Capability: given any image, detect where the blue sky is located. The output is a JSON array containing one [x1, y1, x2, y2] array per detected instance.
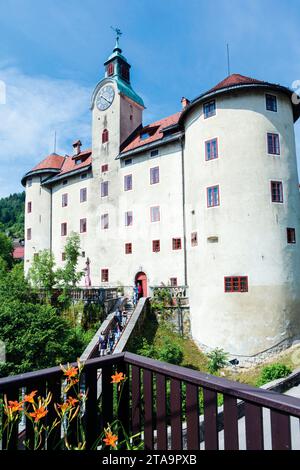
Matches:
[[0, 0, 300, 197]]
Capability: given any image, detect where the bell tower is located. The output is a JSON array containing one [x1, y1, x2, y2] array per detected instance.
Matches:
[[91, 31, 144, 174]]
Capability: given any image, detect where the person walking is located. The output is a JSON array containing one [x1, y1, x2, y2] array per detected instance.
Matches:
[[137, 282, 143, 300], [133, 284, 138, 306], [99, 331, 107, 356], [108, 330, 115, 355]]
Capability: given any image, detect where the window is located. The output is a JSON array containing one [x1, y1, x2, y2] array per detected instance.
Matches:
[[80, 218, 87, 233], [124, 174, 132, 191], [80, 188, 87, 203], [203, 100, 216, 119], [170, 278, 177, 287], [141, 131, 150, 140], [150, 206, 160, 222], [101, 181, 109, 197], [101, 269, 109, 283], [124, 158, 132, 166], [205, 138, 218, 161], [125, 211, 133, 226], [287, 228, 296, 244], [150, 167, 159, 184], [27, 228, 32, 240], [107, 63, 114, 76], [63, 179, 68, 186], [172, 238, 182, 250], [224, 276, 248, 293], [62, 193, 68, 207], [267, 133, 280, 155], [191, 232, 198, 247], [150, 149, 159, 158], [207, 185, 220, 207], [75, 159, 82, 165], [62, 252, 66, 261], [121, 63, 130, 81], [101, 213, 109, 230], [27, 178, 32, 187], [271, 181, 283, 203], [125, 243, 132, 254], [81, 251, 85, 257], [152, 240, 160, 252], [101, 164, 109, 173], [266, 94, 277, 112], [27, 201, 32, 213], [102, 129, 109, 144], [61, 223, 67, 237]]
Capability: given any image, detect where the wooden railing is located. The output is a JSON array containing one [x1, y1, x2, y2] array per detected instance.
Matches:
[[1, 352, 300, 450]]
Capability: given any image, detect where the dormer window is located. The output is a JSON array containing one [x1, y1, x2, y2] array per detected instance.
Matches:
[[140, 131, 151, 140], [107, 63, 114, 77], [121, 63, 130, 81], [102, 129, 109, 144]]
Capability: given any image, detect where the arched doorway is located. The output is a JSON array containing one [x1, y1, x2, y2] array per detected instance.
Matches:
[[135, 272, 147, 298]]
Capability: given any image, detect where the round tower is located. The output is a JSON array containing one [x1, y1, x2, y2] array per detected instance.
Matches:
[[181, 74, 300, 356], [21, 153, 65, 275]]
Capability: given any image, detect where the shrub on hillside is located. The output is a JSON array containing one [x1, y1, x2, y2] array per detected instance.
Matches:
[[207, 348, 229, 374], [157, 338, 183, 365], [256, 363, 292, 386]]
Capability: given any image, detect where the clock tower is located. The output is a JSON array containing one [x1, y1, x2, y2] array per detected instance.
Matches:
[[91, 36, 145, 175]]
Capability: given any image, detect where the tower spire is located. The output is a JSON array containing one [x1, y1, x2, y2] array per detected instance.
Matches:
[[111, 26, 122, 52]]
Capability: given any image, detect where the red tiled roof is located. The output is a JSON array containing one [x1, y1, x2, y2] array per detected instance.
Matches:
[[59, 149, 92, 175], [208, 74, 265, 93], [31, 153, 65, 172], [121, 112, 181, 153], [13, 246, 24, 259]]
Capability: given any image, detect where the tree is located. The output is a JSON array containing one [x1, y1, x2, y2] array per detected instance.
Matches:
[[56, 232, 84, 305], [0, 232, 13, 270], [0, 192, 25, 238], [28, 250, 57, 302], [0, 265, 85, 377], [207, 348, 229, 374]]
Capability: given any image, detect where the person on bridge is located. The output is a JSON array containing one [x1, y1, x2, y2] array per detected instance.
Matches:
[[98, 331, 107, 356], [108, 330, 115, 354]]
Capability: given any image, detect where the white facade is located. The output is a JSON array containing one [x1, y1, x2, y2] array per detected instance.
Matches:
[[22, 42, 300, 356]]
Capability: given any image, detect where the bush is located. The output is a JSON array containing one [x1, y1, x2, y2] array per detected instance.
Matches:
[[207, 348, 228, 374], [157, 339, 183, 365], [256, 363, 292, 386], [137, 338, 156, 358]]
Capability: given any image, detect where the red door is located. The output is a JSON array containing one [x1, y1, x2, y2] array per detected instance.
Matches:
[[135, 272, 147, 297]]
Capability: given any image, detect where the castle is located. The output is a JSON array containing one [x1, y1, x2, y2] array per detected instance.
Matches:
[[22, 38, 300, 357]]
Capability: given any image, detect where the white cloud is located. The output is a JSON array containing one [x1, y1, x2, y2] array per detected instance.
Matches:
[[0, 66, 92, 197]]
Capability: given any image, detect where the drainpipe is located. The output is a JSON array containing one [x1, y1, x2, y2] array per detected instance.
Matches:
[[180, 135, 188, 287], [50, 186, 53, 253]]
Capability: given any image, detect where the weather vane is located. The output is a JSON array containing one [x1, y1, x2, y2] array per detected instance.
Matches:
[[111, 26, 122, 41]]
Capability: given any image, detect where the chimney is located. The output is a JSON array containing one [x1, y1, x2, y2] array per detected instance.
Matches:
[[181, 97, 190, 109], [72, 140, 82, 155]]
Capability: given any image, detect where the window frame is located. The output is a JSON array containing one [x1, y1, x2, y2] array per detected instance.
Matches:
[[124, 174, 133, 191], [125, 211, 133, 227], [62, 193, 68, 207], [152, 239, 160, 252], [203, 100, 216, 119], [191, 232, 198, 247], [27, 228, 32, 241], [172, 238, 182, 250], [61, 222, 67, 237], [80, 187, 87, 203], [107, 63, 114, 77], [101, 181, 109, 198], [287, 227, 296, 244], [101, 269, 109, 283], [101, 213, 109, 230], [266, 94, 277, 112], [125, 242, 132, 254], [101, 164, 109, 173], [150, 205, 160, 223], [267, 133, 280, 155], [27, 201, 32, 213], [150, 166, 160, 185], [80, 218, 87, 233], [170, 277, 178, 287], [205, 138, 219, 161], [207, 185, 220, 208], [224, 276, 248, 293], [271, 181, 283, 203], [102, 128, 109, 144]]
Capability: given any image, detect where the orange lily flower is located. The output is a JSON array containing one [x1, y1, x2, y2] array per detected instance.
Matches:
[[7, 400, 23, 413], [64, 366, 78, 379], [103, 430, 118, 448], [111, 371, 126, 384], [29, 406, 48, 422], [67, 396, 79, 407], [24, 390, 38, 404]]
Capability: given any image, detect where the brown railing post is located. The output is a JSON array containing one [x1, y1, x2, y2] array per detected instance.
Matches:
[[186, 383, 200, 450], [143, 369, 154, 450], [156, 373, 168, 450], [101, 363, 114, 431], [271, 410, 291, 450], [245, 402, 264, 450], [117, 362, 130, 445], [223, 394, 239, 450], [46, 374, 62, 450], [170, 378, 182, 450], [131, 365, 141, 438], [2, 386, 19, 450], [25, 380, 47, 450], [203, 388, 219, 450]]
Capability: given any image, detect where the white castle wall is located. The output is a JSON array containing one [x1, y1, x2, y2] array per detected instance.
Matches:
[[184, 89, 300, 355]]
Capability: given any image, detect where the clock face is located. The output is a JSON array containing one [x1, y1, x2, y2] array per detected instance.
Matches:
[[96, 85, 115, 111]]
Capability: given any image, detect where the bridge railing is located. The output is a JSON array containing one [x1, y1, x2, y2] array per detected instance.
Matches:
[[1, 351, 300, 450]]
